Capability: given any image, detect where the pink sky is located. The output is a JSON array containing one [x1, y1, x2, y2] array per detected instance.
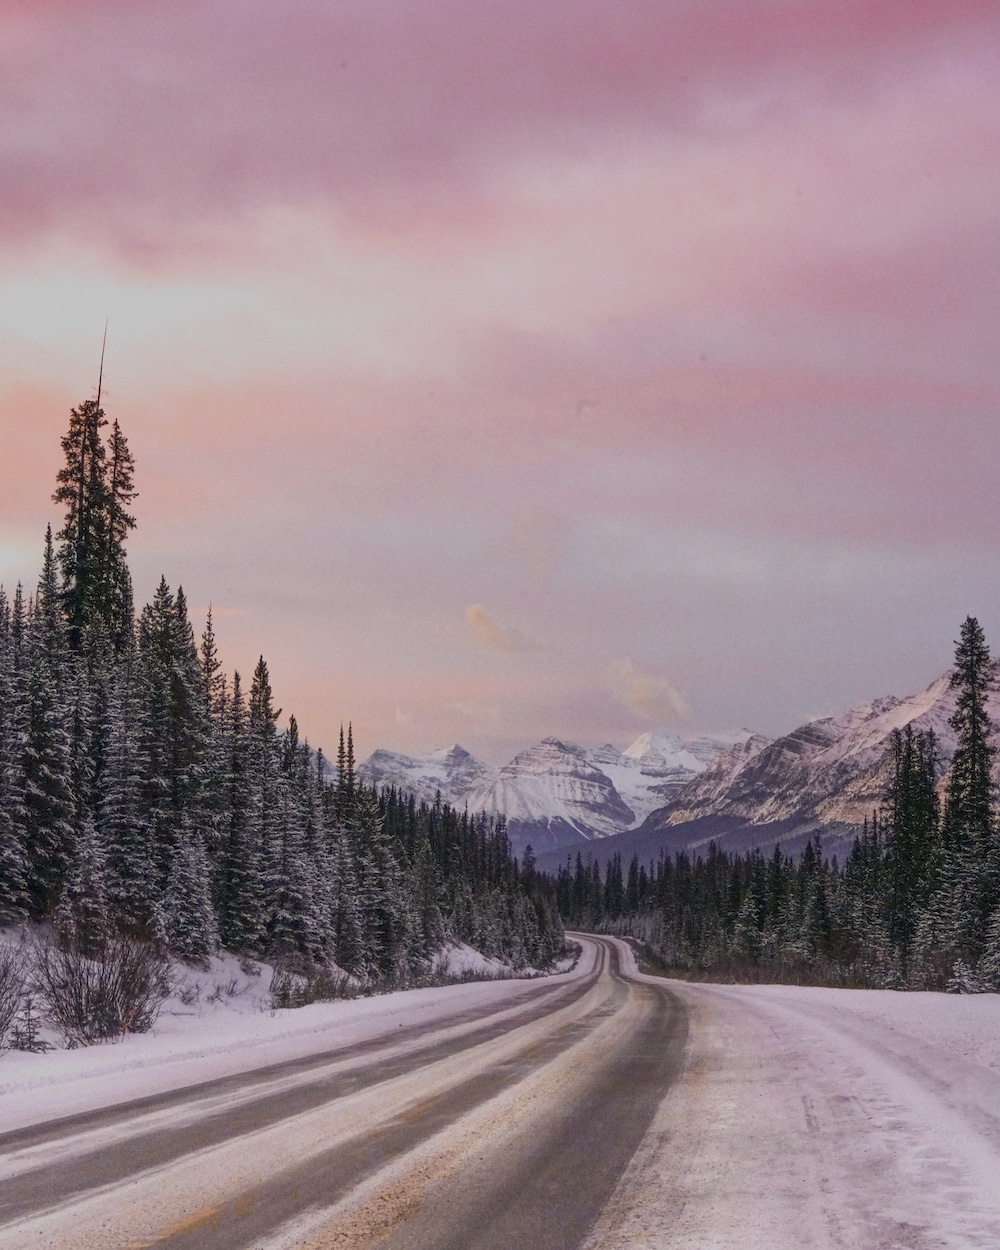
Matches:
[[1, 0, 998, 764]]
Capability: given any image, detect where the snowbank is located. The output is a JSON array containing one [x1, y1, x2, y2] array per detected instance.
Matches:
[[0, 938, 584, 1133]]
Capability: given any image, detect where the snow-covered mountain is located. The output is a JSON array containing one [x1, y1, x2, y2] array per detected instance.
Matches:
[[643, 667, 1000, 838], [359, 729, 753, 855], [363, 667, 1000, 866], [464, 738, 638, 849], [358, 745, 498, 809]]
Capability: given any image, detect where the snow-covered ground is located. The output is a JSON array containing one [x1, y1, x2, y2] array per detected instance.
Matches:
[[587, 942, 1000, 1249], [0, 942, 576, 1134], [5, 935, 1000, 1248]]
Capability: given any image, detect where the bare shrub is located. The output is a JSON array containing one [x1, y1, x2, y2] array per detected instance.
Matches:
[[206, 972, 244, 1004], [0, 940, 28, 1047], [35, 933, 173, 1046], [270, 961, 355, 1009], [176, 980, 202, 1007]]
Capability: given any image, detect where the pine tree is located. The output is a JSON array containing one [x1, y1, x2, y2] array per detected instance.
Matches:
[[932, 617, 999, 972], [101, 419, 137, 655], [53, 816, 110, 956], [163, 820, 219, 964], [0, 589, 28, 921], [885, 726, 940, 969], [99, 657, 160, 937], [52, 397, 137, 654], [53, 398, 108, 650], [943, 617, 996, 854], [218, 672, 264, 952], [21, 532, 75, 917], [329, 831, 365, 974], [136, 581, 209, 884]]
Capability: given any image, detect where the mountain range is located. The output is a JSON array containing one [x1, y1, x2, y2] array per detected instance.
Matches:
[[359, 666, 1000, 868], [359, 729, 751, 854]]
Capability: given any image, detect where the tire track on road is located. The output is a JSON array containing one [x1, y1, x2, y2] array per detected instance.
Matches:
[[0, 957, 603, 1229]]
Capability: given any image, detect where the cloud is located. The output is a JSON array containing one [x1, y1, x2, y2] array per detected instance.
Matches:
[[608, 657, 689, 723], [2, 1, 996, 255], [466, 604, 531, 655]]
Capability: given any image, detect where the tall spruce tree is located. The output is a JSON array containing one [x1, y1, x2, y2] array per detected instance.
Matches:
[[0, 589, 28, 920], [943, 617, 996, 855], [928, 617, 999, 972], [885, 726, 940, 968], [53, 398, 108, 650], [52, 392, 137, 656], [21, 530, 75, 916], [100, 419, 137, 654]]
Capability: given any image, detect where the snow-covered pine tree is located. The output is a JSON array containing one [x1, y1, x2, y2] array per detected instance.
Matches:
[[21, 530, 75, 918], [247, 657, 285, 954], [136, 581, 209, 889], [100, 419, 137, 656], [930, 617, 998, 974], [217, 671, 264, 953], [52, 397, 137, 656], [53, 398, 108, 652], [163, 818, 219, 965], [884, 726, 939, 971], [328, 830, 365, 975], [0, 589, 29, 921], [99, 656, 161, 938], [943, 617, 996, 855], [265, 736, 321, 961], [53, 815, 110, 956], [196, 608, 228, 860]]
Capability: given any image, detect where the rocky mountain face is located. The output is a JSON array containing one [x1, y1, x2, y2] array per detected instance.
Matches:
[[363, 665, 1000, 869], [632, 667, 1000, 862], [359, 729, 750, 856], [653, 673, 974, 828]]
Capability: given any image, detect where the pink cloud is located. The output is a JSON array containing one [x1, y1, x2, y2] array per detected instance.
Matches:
[[1, 1, 998, 253]]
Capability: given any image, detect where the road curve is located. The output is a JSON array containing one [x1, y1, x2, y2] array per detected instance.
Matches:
[[0, 936, 688, 1250]]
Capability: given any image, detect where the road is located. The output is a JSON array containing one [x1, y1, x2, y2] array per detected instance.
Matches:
[[4, 936, 1000, 1249], [0, 937, 687, 1250]]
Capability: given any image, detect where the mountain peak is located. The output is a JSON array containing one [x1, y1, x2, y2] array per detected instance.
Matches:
[[361, 728, 748, 855]]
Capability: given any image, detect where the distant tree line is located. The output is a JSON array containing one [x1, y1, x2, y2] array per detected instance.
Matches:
[[0, 395, 563, 980], [554, 617, 1000, 991]]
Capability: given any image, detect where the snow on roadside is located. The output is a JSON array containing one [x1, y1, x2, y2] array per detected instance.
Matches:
[[617, 938, 1000, 1072], [599, 938, 1000, 1250], [708, 979, 1000, 1072], [433, 942, 512, 978], [433, 941, 578, 979], [0, 936, 589, 1135]]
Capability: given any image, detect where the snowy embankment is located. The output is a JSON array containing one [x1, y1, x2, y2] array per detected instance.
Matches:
[[0, 940, 576, 1135], [585, 940, 1000, 1249]]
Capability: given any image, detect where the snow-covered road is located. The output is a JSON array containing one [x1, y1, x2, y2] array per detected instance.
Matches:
[[0, 938, 687, 1249], [587, 942, 1000, 1250], [3, 937, 1000, 1248]]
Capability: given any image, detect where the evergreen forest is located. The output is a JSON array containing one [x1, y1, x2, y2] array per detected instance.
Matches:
[[0, 397, 565, 988], [554, 617, 1000, 991]]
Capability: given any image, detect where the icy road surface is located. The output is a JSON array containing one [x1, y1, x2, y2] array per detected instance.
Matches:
[[2, 937, 1000, 1248]]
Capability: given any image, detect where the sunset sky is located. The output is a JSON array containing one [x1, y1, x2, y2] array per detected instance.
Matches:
[[1, 0, 998, 765]]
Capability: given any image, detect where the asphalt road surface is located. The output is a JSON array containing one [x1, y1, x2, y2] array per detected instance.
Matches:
[[0, 937, 688, 1250], [9, 936, 998, 1249]]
